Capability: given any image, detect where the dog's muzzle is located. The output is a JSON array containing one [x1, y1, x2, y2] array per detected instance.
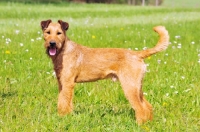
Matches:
[[48, 41, 57, 56]]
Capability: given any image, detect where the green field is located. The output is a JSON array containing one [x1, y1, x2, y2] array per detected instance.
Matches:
[[0, 1, 200, 131]]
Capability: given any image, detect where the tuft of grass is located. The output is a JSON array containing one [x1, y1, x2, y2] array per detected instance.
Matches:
[[0, 1, 200, 131]]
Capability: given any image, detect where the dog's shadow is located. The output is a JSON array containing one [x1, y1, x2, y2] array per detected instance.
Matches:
[[74, 103, 135, 118]]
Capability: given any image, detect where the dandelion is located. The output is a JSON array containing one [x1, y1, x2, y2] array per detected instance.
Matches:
[[120, 28, 124, 30], [5, 50, 11, 54], [142, 126, 150, 131], [92, 35, 95, 39], [163, 102, 168, 107], [147, 56, 151, 60]]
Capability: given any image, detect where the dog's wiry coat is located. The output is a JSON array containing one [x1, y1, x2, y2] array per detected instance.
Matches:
[[41, 19, 169, 124]]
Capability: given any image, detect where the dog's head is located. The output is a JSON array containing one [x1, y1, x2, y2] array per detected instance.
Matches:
[[41, 19, 69, 56]]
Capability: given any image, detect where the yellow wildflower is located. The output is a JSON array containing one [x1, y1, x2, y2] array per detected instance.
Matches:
[[92, 35, 96, 39], [163, 102, 168, 107], [5, 50, 11, 54]]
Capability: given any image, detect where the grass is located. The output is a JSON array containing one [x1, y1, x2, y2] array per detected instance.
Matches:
[[0, 1, 200, 131]]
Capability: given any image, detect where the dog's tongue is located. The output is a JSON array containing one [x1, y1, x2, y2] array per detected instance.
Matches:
[[49, 48, 56, 56]]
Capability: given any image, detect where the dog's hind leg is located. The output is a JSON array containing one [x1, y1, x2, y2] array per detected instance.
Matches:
[[118, 64, 153, 124]]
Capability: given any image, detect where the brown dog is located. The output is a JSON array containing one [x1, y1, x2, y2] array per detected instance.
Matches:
[[41, 19, 169, 124]]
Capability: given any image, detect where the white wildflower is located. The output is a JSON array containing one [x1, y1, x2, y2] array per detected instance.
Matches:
[[15, 30, 20, 34], [20, 43, 24, 47], [184, 89, 191, 93], [143, 92, 148, 95], [177, 43, 181, 49], [143, 47, 147, 50], [36, 37, 42, 40], [175, 35, 180, 39], [174, 91, 178, 94]]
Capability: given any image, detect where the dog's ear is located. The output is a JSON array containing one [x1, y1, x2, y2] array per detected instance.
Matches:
[[41, 19, 52, 30], [58, 20, 69, 31]]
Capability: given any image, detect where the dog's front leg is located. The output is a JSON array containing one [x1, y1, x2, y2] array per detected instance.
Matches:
[[57, 78, 75, 116]]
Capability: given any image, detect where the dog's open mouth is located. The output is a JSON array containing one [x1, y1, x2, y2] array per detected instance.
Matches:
[[48, 47, 57, 56]]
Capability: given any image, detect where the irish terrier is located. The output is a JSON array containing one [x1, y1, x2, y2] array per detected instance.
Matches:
[[41, 19, 169, 124]]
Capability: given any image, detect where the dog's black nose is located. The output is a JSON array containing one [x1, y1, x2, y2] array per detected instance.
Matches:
[[50, 41, 56, 47]]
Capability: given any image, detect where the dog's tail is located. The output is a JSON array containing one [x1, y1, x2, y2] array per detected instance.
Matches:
[[138, 26, 169, 59]]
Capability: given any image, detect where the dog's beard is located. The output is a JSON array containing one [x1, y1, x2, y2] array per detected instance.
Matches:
[[48, 47, 57, 56]]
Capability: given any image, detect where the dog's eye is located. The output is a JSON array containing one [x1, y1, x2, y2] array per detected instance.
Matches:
[[46, 31, 50, 34], [57, 32, 62, 35]]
